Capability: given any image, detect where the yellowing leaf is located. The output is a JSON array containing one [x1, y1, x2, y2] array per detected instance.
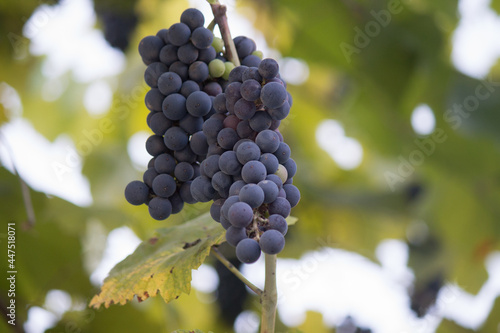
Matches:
[[172, 330, 214, 333], [89, 213, 225, 309]]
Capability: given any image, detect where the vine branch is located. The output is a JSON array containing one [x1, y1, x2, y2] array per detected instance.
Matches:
[[260, 254, 277, 333], [211, 247, 262, 296], [208, 0, 240, 66]]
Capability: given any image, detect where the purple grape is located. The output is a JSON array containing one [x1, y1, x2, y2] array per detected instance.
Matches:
[[236, 141, 261, 164], [226, 226, 248, 247], [260, 153, 279, 174], [168, 22, 191, 46], [148, 197, 172, 220], [152, 174, 177, 198], [240, 79, 261, 101], [221, 195, 240, 219], [236, 238, 261, 263], [268, 214, 288, 235], [191, 27, 213, 49], [268, 197, 291, 218], [124, 180, 149, 205], [219, 151, 242, 176], [186, 91, 212, 117], [241, 160, 267, 184], [228, 201, 253, 228], [217, 127, 239, 150], [255, 129, 280, 153], [157, 72, 182, 96], [210, 198, 224, 222], [258, 58, 279, 79], [239, 183, 265, 208], [180, 8, 205, 31], [258, 180, 279, 204], [164, 126, 189, 151], [259, 229, 285, 255], [283, 184, 300, 207], [260, 82, 287, 109]]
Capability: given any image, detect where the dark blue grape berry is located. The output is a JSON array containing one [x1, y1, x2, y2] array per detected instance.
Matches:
[[259, 230, 285, 255], [236, 238, 261, 263], [124, 180, 149, 205]]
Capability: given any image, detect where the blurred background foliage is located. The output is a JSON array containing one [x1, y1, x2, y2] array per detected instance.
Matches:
[[1, 0, 500, 332]]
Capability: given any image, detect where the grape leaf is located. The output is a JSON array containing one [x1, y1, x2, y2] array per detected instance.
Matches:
[[286, 215, 299, 226], [89, 212, 225, 309]]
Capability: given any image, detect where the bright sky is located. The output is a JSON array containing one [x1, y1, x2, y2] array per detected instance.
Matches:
[[1, 0, 499, 332], [452, 0, 500, 78]]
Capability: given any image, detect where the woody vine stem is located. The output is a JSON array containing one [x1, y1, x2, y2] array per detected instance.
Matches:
[[208, 1, 277, 332]]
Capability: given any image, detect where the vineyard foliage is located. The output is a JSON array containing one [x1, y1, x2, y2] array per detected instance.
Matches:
[[1, 0, 500, 332]]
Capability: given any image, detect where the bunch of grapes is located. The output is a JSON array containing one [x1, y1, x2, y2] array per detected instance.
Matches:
[[125, 7, 300, 263], [125, 8, 264, 220], [190, 58, 300, 263]]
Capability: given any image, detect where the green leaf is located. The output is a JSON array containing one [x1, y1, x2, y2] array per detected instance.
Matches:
[[491, 0, 500, 15], [286, 215, 299, 226], [172, 330, 214, 333], [89, 213, 225, 309]]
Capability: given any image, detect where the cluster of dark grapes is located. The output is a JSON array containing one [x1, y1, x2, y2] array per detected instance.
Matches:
[[125, 8, 263, 220], [191, 58, 300, 263], [125, 8, 215, 219], [125, 7, 300, 263]]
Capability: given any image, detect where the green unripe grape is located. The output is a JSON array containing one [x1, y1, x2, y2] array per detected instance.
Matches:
[[222, 61, 235, 80], [209, 59, 225, 78], [252, 50, 263, 59], [275, 164, 288, 184], [212, 37, 224, 53]]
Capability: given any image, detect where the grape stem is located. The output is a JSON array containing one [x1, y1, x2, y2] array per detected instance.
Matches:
[[208, 0, 241, 66], [211, 246, 262, 296], [252, 211, 263, 241], [207, 19, 216, 32], [260, 254, 278, 333]]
